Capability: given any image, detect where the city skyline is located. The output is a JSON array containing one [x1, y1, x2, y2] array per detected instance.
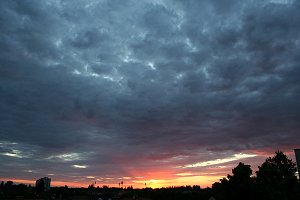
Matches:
[[1, 0, 300, 188]]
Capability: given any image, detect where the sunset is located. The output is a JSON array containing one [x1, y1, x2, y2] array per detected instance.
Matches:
[[1, 0, 300, 199]]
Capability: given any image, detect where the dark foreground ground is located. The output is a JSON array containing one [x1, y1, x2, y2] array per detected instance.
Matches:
[[1, 182, 300, 200]]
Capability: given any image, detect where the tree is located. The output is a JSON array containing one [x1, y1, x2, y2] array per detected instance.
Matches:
[[4, 181, 13, 187], [229, 162, 253, 181], [212, 162, 254, 200], [227, 162, 254, 200], [256, 151, 297, 200], [212, 179, 229, 200]]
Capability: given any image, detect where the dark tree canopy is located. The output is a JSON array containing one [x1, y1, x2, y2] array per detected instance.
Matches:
[[256, 151, 298, 200], [4, 181, 13, 187], [212, 151, 299, 200], [227, 162, 254, 200], [257, 151, 297, 180], [212, 162, 254, 200], [229, 162, 253, 181]]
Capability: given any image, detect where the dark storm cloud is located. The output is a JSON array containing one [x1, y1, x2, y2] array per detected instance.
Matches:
[[1, 0, 300, 185]]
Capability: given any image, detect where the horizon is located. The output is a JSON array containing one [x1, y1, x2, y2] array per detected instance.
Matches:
[[1, 0, 300, 190], [1, 150, 298, 189]]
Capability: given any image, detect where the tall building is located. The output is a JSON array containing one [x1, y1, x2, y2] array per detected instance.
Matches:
[[294, 149, 300, 179], [35, 177, 51, 191]]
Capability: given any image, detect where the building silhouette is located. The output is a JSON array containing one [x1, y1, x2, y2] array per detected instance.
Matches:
[[295, 149, 300, 179], [35, 177, 51, 191]]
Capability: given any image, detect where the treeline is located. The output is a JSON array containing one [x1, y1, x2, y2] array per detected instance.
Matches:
[[211, 151, 299, 200], [0, 151, 299, 200], [142, 151, 300, 200], [0, 181, 35, 199]]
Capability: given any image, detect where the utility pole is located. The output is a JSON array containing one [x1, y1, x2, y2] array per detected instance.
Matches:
[[294, 149, 300, 179]]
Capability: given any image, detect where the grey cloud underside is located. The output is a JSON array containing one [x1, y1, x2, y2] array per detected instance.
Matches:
[[1, 0, 300, 180]]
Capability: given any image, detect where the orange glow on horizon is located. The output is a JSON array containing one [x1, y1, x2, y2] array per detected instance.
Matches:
[[1, 174, 224, 189], [3, 150, 287, 189]]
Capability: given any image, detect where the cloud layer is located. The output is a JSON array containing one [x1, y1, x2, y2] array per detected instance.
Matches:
[[1, 0, 300, 187]]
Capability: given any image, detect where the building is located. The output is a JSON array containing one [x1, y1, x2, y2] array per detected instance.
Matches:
[[295, 149, 300, 179], [35, 177, 51, 191]]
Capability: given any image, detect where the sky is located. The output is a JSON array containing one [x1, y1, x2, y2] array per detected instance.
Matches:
[[0, 0, 300, 188]]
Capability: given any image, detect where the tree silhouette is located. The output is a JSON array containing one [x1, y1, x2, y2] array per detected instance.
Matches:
[[256, 151, 298, 200], [4, 181, 13, 187], [212, 178, 229, 200], [212, 162, 254, 200], [227, 162, 254, 200]]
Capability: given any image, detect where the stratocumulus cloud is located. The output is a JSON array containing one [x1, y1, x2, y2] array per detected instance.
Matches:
[[0, 0, 299, 188]]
